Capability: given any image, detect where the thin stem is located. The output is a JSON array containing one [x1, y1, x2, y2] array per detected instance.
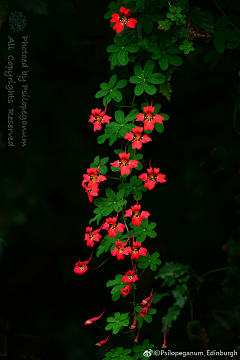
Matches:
[[89, 256, 112, 270], [93, 323, 105, 331], [212, 0, 240, 31], [144, 92, 149, 105], [200, 266, 230, 279], [186, 271, 201, 282], [131, 94, 136, 108], [188, 291, 194, 321], [106, 176, 122, 180]]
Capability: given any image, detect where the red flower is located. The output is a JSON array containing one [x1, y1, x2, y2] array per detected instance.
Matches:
[[162, 331, 167, 349], [130, 312, 138, 330], [110, 6, 137, 34], [134, 329, 140, 343], [111, 240, 132, 260], [96, 333, 110, 347], [124, 126, 152, 150], [102, 214, 125, 237], [124, 204, 150, 226], [110, 152, 139, 175], [131, 240, 147, 260], [140, 295, 153, 317], [136, 105, 164, 131], [82, 181, 99, 202], [74, 252, 93, 275], [84, 227, 102, 247], [82, 167, 107, 186], [141, 288, 153, 306], [122, 269, 138, 284], [121, 284, 132, 296], [139, 167, 166, 190], [89, 105, 111, 132], [84, 309, 105, 325]]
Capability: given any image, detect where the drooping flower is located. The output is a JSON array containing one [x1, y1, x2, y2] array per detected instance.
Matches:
[[139, 167, 166, 190], [140, 295, 153, 317], [84, 309, 105, 325], [82, 181, 99, 202], [88, 104, 111, 131], [84, 227, 102, 247], [162, 331, 167, 349], [134, 329, 140, 343], [121, 284, 132, 296], [82, 166, 107, 186], [136, 105, 164, 131], [110, 152, 138, 176], [111, 239, 132, 260], [130, 312, 138, 330], [74, 252, 93, 275], [96, 333, 110, 347], [141, 288, 153, 306], [131, 240, 147, 260], [110, 6, 137, 34], [122, 269, 138, 284], [124, 126, 152, 150], [102, 212, 125, 237], [124, 203, 150, 226]]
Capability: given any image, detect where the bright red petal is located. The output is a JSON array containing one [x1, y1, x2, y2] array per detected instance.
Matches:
[[126, 18, 137, 28], [93, 122, 102, 131], [157, 173, 166, 183], [138, 173, 148, 181], [124, 132, 134, 141], [110, 160, 120, 168], [142, 134, 152, 143]]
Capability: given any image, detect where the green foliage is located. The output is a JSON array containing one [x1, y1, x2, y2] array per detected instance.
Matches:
[[103, 347, 133, 360], [137, 252, 161, 271], [179, 40, 195, 54], [129, 60, 165, 96], [105, 312, 130, 334], [132, 339, 154, 360], [107, 35, 139, 69], [118, 175, 148, 201], [97, 109, 138, 146], [95, 75, 127, 106], [90, 156, 109, 175], [106, 274, 126, 301], [129, 218, 157, 242], [0, 237, 7, 247]]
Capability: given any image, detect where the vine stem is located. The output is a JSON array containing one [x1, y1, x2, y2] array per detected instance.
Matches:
[[200, 266, 230, 279], [212, 0, 240, 31], [187, 291, 194, 321], [93, 323, 105, 331], [88, 256, 112, 270]]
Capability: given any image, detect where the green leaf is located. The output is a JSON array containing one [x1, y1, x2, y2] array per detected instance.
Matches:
[[109, 74, 117, 88], [143, 16, 153, 33], [155, 122, 164, 133], [118, 49, 129, 66], [115, 110, 125, 123], [111, 89, 122, 102], [144, 82, 156, 95], [213, 31, 225, 53], [108, 1, 119, 9], [97, 133, 110, 144], [135, 83, 145, 96], [95, 89, 109, 98], [116, 189, 125, 201], [144, 60, 155, 76], [162, 304, 181, 332], [215, 15, 231, 27], [218, 27, 238, 41], [172, 284, 188, 308], [103, 93, 112, 106], [155, 262, 190, 280], [129, 76, 143, 84], [134, 65, 144, 77], [115, 79, 127, 89], [159, 53, 169, 70], [147, 73, 165, 84], [106, 44, 120, 52], [159, 81, 172, 102], [106, 188, 116, 200], [167, 54, 183, 66], [100, 82, 110, 90], [109, 133, 118, 146], [125, 43, 139, 52]]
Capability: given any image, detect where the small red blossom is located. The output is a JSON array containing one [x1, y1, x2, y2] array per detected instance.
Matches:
[[110, 152, 138, 176], [89, 104, 111, 131], [131, 240, 147, 260], [124, 126, 152, 150], [111, 239, 132, 260], [102, 214, 125, 237], [141, 288, 153, 306], [140, 295, 153, 317], [83, 181, 99, 202], [139, 166, 166, 190], [134, 329, 140, 343], [122, 269, 138, 284], [84, 309, 105, 325], [82, 167, 107, 185], [130, 312, 138, 330], [124, 203, 150, 226], [96, 333, 110, 347], [74, 252, 93, 275], [84, 227, 102, 247], [121, 284, 132, 296], [110, 6, 137, 34], [136, 105, 164, 131], [162, 331, 167, 348]]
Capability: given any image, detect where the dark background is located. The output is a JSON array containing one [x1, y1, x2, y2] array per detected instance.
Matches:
[[0, 0, 240, 359]]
